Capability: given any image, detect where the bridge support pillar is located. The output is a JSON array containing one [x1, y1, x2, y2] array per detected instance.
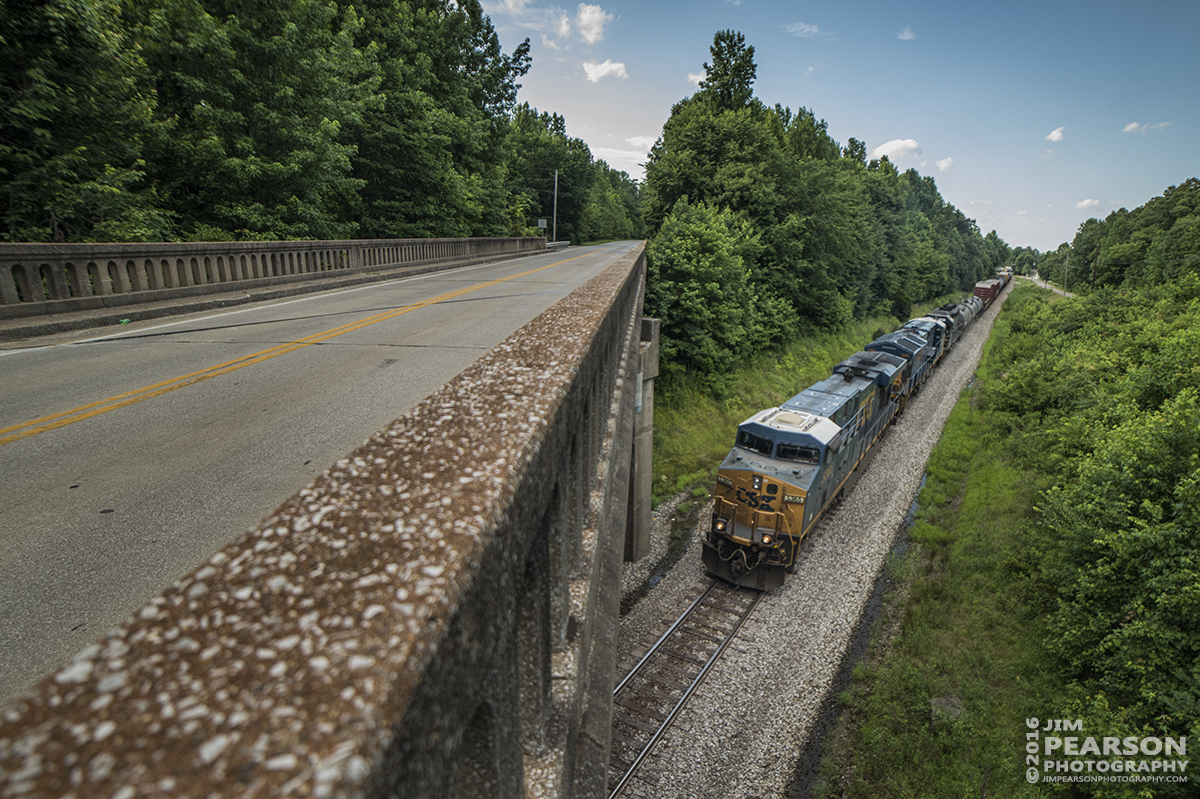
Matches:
[[626, 317, 659, 562]]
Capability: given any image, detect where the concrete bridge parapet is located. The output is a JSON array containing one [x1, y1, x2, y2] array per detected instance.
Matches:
[[0, 236, 546, 320], [0, 243, 654, 798]]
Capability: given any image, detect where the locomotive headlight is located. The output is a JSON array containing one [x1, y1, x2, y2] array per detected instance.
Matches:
[[753, 475, 763, 491], [762, 534, 772, 545], [714, 518, 728, 533]]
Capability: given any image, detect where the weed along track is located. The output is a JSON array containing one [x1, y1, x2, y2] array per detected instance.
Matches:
[[608, 579, 763, 797]]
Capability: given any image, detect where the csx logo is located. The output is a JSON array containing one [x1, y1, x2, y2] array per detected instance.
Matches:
[[736, 486, 777, 511]]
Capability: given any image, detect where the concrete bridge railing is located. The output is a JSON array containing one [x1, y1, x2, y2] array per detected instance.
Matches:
[[0, 243, 656, 798], [0, 236, 545, 318]]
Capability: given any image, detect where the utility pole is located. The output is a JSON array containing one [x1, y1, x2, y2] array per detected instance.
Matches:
[[1064, 252, 1069, 292], [552, 169, 558, 243]]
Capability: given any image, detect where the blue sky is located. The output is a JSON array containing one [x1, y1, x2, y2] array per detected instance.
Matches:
[[482, 0, 1199, 251]]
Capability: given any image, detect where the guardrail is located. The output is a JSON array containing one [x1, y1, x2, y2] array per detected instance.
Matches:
[[0, 236, 546, 318], [0, 243, 650, 799]]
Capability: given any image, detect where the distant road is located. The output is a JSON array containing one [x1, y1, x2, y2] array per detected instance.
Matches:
[[1025, 274, 1075, 297], [0, 241, 641, 702]]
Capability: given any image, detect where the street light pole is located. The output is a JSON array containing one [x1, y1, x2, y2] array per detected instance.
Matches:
[[553, 169, 558, 242]]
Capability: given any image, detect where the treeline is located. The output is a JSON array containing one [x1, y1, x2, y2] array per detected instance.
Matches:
[[1, 0, 641, 243], [1037, 177, 1200, 292], [981, 279, 1199, 790], [642, 31, 1011, 393]]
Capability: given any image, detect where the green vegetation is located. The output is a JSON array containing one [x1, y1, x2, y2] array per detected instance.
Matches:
[[818, 278, 1199, 798], [817, 359, 1057, 798], [1038, 178, 1200, 293], [1, 0, 641, 243], [643, 30, 1012, 396]]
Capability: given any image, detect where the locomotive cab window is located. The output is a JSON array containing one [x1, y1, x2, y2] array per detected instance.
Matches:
[[737, 430, 773, 457], [777, 444, 820, 464]]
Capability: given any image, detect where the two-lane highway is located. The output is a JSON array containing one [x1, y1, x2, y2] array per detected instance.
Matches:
[[0, 241, 641, 702]]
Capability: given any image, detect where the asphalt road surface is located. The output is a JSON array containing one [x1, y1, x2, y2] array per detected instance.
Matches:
[[0, 241, 641, 702]]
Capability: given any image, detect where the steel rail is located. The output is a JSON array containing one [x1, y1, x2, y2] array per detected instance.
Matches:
[[608, 584, 764, 798], [613, 578, 719, 696]]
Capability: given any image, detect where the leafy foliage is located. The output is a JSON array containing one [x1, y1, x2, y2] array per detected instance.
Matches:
[[646, 198, 785, 392], [1, 0, 639, 242], [1, 0, 170, 241], [503, 103, 641, 244], [1038, 177, 1200, 292], [979, 278, 1200, 775], [643, 30, 1007, 393]]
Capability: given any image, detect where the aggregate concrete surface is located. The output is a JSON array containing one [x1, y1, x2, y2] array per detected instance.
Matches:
[[616, 283, 1012, 799]]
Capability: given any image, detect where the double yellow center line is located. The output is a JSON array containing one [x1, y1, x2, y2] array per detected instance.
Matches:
[[0, 251, 593, 446]]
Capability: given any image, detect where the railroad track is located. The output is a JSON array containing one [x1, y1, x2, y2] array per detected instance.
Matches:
[[608, 578, 764, 797]]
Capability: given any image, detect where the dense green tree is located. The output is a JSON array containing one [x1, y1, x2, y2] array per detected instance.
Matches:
[[1012, 247, 1038, 275], [699, 29, 756, 112], [1041, 177, 1200, 292], [1, 0, 170, 241], [350, 0, 530, 238], [646, 198, 786, 391], [126, 0, 382, 240], [642, 29, 998, 389], [3, 0, 547, 243], [979, 274, 1200, 758], [580, 163, 641, 242], [505, 104, 594, 243]]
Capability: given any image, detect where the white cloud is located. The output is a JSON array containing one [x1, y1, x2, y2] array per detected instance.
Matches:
[[1076, 198, 1100, 209], [626, 135, 657, 150], [1046, 126, 1065, 142], [969, 200, 992, 206], [898, 26, 915, 40], [936, 157, 954, 172], [1123, 121, 1170, 134], [487, 0, 532, 13], [583, 59, 627, 82], [873, 138, 923, 160], [785, 22, 820, 38], [486, 2, 576, 48], [593, 147, 647, 176], [687, 70, 706, 85], [576, 4, 612, 44]]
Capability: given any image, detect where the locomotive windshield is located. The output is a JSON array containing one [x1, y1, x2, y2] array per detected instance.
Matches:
[[736, 429, 773, 456], [776, 444, 820, 464]]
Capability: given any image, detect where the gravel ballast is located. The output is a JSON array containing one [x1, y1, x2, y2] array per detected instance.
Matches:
[[616, 285, 1011, 798]]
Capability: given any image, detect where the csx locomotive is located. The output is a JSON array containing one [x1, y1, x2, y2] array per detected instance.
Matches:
[[703, 273, 1010, 589]]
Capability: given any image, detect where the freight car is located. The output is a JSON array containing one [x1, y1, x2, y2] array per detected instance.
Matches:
[[702, 293, 992, 589]]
